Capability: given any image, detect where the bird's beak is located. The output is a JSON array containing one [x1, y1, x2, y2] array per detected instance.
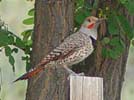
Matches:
[[96, 18, 106, 24]]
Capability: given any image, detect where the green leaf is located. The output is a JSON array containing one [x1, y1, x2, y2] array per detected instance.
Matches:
[[120, 0, 129, 4], [0, 30, 16, 46], [28, 8, 34, 16], [109, 37, 125, 58], [74, 0, 91, 28], [75, 0, 84, 8], [24, 47, 31, 54], [15, 38, 25, 48], [25, 40, 32, 46], [26, 62, 31, 71], [109, 49, 119, 59], [22, 56, 29, 60], [120, 0, 134, 14], [102, 37, 110, 44], [102, 37, 125, 59], [108, 21, 119, 35], [108, 14, 119, 35], [22, 55, 31, 71], [8, 35, 14, 44], [5, 46, 12, 56], [12, 48, 18, 53], [0, 30, 10, 46], [23, 17, 34, 25], [4, 46, 15, 71], [109, 37, 120, 46], [132, 39, 134, 46], [21, 29, 33, 41], [102, 48, 109, 58], [75, 8, 90, 26], [9, 55, 15, 72], [75, 11, 86, 25], [116, 14, 133, 39], [109, 37, 125, 49]]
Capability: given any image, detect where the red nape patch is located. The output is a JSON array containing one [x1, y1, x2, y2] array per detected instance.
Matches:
[[87, 23, 94, 29]]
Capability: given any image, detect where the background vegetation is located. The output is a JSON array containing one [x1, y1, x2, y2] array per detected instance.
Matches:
[[0, 0, 134, 100]]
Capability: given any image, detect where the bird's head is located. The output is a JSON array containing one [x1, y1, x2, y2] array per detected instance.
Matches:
[[81, 16, 105, 40], [83, 16, 105, 29]]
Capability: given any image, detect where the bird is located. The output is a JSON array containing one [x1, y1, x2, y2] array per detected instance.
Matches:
[[14, 16, 105, 82]]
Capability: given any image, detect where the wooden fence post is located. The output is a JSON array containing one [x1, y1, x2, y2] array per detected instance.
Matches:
[[70, 76, 103, 100]]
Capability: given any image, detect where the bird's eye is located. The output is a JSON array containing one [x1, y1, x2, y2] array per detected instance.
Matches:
[[87, 19, 91, 22]]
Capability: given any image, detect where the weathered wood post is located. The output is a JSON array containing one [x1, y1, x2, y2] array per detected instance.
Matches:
[[70, 76, 103, 100]]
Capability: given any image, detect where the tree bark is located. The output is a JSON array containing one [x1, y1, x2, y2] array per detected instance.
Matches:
[[73, 0, 133, 100], [26, 0, 74, 100], [25, 0, 134, 100]]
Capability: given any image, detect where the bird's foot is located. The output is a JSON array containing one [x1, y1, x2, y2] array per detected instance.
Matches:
[[67, 72, 85, 80], [77, 72, 85, 76], [62, 64, 85, 80]]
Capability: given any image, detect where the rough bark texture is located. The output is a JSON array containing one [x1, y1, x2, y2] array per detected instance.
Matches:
[[26, 0, 74, 100], [25, 0, 134, 100], [73, 0, 133, 100]]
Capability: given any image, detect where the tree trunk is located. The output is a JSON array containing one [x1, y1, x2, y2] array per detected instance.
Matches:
[[25, 0, 134, 100], [26, 0, 74, 100], [73, 0, 133, 100]]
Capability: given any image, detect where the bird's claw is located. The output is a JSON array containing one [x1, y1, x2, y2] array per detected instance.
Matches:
[[77, 72, 85, 76], [67, 72, 85, 80]]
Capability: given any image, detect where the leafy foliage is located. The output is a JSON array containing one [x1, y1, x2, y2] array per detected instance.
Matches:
[[28, 8, 34, 16], [132, 39, 134, 46], [0, 0, 134, 72], [102, 37, 125, 59], [74, 0, 134, 59], [23, 8, 34, 26], [74, 0, 92, 28], [120, 0, 134, 14], [0, 8, 34, 71], [107, 14, 120, 35], [23, 17, 34, 25], [115, 14, 133, 39], [21, 8, 34, 70], [0, 29, 21, 71]]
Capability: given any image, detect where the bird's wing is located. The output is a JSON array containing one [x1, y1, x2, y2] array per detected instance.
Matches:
[[38, 33, 81, 66], [14, 34, 80, 82], [38, 43, 78, 66]]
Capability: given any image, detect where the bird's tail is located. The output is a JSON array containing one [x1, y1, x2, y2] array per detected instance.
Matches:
[[13, 67, 44, 82]]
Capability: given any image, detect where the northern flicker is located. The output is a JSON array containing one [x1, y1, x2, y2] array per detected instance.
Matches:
[[14, 16, 105, 82]]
